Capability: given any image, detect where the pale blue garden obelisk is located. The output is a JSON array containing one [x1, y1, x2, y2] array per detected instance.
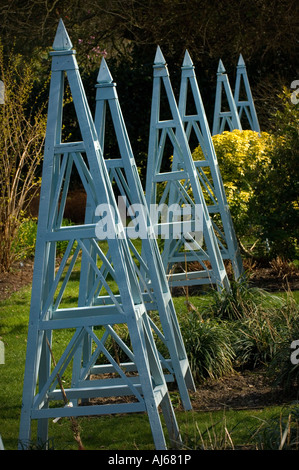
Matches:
[[177, 50, 244, 281], [234, 54, 260, 133], [70, 56, 195, 412], [18, 20, 182, 451], [212, 59, 242, 135], [145, 46, 230, 291]]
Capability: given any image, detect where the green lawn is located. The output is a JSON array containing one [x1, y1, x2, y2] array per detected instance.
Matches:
[[0, 273, 298, 450]]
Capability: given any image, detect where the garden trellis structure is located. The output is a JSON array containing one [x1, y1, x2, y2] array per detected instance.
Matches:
[[18, 20, 184, 450], [212, 56, 260, 135], [145, 47, 230, 291], [234, 54, 260, 133], [177, 50, 244, 282], [212, 59, 242, 135], [71, 56, 195, 411]]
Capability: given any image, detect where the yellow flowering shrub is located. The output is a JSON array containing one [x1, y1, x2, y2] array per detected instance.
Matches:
[[192, 129, 276, 236]]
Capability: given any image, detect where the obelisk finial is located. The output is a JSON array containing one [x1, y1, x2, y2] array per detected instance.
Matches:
[[52, 19, 73, 51], [97, 58, 113, 84]]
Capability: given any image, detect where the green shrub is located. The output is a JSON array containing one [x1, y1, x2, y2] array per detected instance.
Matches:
[[192, 106, 299, 259], [201, 279, 285, 321], [220, 287, 287, 369], [267, 293, 299, 393], [192, 129, 275, 241], [12, 217, 76, 262], [252, 88, 299, 259], [12, 217, 38, 260], [180, 312, 235, 382], [233, 290, 298, 373], [232, 311, 280, 370], [190, 282, 299, 377]]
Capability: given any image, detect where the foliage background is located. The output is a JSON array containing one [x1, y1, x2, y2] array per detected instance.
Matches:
[[0, 0, 297, 155], [0, 0, 298, 268], [0, 1, 298, 450]]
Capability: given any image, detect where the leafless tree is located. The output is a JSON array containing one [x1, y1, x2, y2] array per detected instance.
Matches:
[[0, 42, 48, 271]]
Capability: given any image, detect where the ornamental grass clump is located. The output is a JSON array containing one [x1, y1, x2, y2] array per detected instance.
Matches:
[[180, 311, 235, 383], [180, 280, 299, 385]]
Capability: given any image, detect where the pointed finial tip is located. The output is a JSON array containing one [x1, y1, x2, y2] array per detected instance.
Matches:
[[182, 50, 194, 68], [52, 18, 73, 51], [154, 46, 166, 65], [217, 59, 226, 74], [237, 53, 246, 67], [97, 57, 113, 83]]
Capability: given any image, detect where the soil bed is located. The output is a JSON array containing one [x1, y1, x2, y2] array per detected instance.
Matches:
[[0, 260, 34, 300], [186, 370, 298, 412]]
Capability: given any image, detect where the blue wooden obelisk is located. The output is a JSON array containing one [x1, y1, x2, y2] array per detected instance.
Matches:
[[18, 20, 181, 451], [145, 47, 230, 291], [234, 54, 260, 133], [177, 51, 244, 281], [212, 59, 242, 135], [71, 57, 195, 411]]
